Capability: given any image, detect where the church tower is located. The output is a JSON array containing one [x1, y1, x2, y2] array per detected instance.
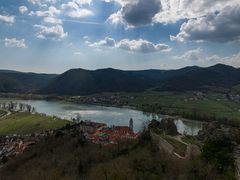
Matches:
[[129, 118, 133, 131]]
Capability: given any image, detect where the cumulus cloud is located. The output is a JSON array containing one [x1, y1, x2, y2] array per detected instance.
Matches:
[[117, 39, 170, 53], [107, 0, 240, 31], [173, 48, 203, 61], [74, 0, 92, 5], [34, 24, 68, 40], [89, 37, 170, 53], [28, 0, 56, 6], [89, 37, 116, 48], [173, 48, 240, 68], [29, 6, 60, 17], [73, 51, 83, 55], [61, 1, 94, 18], [43, 17, 62, 25], [218, 52, 240, 67], [153, 0, 239, 24], [108, 0, 161, 27], [121, 0, 161, 26], [19, 6, 28, 14], [3, 38, 27, 48], [0, 15, 15, 24], [171, 5, 240, 42]]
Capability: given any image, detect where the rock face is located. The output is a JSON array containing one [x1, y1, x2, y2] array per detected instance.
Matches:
[[148, 118, 178, 136]]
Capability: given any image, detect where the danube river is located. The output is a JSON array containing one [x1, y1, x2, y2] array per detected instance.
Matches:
[[0, 99, 203, 135]]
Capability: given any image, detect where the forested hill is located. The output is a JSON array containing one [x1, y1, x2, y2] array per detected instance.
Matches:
[[1, 64, 240, 95], [0, 70, 57, 93], [40, 64, 240, 95]]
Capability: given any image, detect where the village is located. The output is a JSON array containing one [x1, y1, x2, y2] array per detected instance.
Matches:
[[0, 132, 49, 166], [0, 117, 138, 166]]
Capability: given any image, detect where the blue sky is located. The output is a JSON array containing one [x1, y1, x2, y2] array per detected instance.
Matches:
[[0, 0, 239, 73]]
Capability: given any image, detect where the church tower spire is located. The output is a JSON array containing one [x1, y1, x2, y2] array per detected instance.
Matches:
[[129, 118, 133, 131]]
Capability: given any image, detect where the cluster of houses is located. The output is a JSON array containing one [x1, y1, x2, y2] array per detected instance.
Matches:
[[227, 93, 240, 103], [0, 132, 48, 165], [78, 118, 138, 145], [68, 94, 127, 107], [0, 118, 138, 166], [184, 92, 207, 102], [0, 102, 36, 113]]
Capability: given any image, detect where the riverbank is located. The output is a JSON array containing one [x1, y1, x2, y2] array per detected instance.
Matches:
[[0, 91, 240, 127], [64, 91, 240, 127]]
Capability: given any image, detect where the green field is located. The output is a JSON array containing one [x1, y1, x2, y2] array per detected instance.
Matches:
[[160, 134, 187, 156], [101, 91, 240, 123], [0, 112, 69, 135], [0, 109, 7, 117]]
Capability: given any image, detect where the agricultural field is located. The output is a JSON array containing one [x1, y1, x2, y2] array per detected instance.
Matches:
[[0, 112, 69, 135], [114, 91, 240, 122], [0, 110, 7, 118]]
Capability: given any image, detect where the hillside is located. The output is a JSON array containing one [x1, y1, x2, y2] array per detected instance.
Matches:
[[0, 71, 57, 93], [155, 64, 240, 92], [41, 64, 240, 95], [0, 112, 69, 135], [40, 68, 154, 95], [0, 64, 240, 95], [1, 122, 238, 180]]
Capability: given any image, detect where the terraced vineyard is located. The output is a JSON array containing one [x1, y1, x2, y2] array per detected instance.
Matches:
[[0, 112, 69, 135]]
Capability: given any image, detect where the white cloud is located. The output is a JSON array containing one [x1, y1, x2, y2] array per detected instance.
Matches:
[[61, 1, 94, 18], [89, 37, 170, 53], [107, 0, 161, 27], [173, 48, 203, 61], [34, 24, 68, 40], [117, 39, 170, 53], [28, 0, 56, 6], [154, 0, 240, 24], [43, 17, 62, 25], [216, 52, 240, 67], [19, 6, 28, 14], [3, 38, 27, 48], [89, 37, 116, 48], [173, 49, 240, 68], [74, 0, 92, 5], [171, 5, 240, 43], [107, 0, 240, 30], [29, 6, 60, 17], [74, 51, 83, 55], [0, 15, 15, 24]]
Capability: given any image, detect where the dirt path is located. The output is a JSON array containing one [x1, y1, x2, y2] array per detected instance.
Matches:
[[150, 132, 186, 159], [171, 135, 188, 146], [0, 109, 11, 119], [151, 132, 174, 154]]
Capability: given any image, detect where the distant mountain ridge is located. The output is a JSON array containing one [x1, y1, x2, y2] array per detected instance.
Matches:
[[0, 71, 57, 93], [0, 64, 240, 95]]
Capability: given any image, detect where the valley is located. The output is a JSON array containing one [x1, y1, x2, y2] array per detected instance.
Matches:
[[0, 64, 239, 179]]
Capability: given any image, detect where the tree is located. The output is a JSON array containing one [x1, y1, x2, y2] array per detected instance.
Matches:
[[76, 113, 82, 123], [202, 136, 234, 172]]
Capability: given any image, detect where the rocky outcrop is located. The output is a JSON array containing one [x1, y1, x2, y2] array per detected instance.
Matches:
[[148, 118, 178, 136]]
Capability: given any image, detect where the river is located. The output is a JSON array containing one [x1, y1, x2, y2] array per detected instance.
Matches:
[[0, 99, 203, 135]]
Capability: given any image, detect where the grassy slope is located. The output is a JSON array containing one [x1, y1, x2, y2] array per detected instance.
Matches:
[[163, 136, 187, 157], [1, 133, 229, 180], [0, 109, 7, 117], [0, 112, 69, 135], [118, 91, 240, 121]]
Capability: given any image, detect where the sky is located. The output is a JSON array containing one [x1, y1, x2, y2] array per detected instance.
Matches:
[[0, 0, 240, 73]]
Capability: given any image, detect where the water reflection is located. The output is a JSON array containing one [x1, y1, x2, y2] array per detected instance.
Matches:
[[0, 99, 203, 135]]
